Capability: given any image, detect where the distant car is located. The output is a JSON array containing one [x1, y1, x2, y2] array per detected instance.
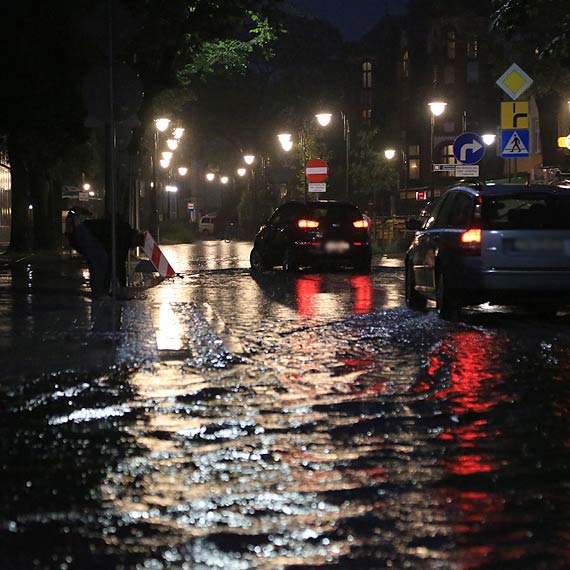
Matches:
[[250, 200, 372, 272], [404, 182, 570, 319], [199, 214, 217, 236]]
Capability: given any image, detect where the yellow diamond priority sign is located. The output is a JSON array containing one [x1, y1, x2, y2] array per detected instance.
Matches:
[[496, 63, 533, 100]]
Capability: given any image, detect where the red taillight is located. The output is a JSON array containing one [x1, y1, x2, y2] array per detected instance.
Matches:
[[353, 219, 369, 229], [459, 228, 481, 256], [298, 219, 319, 229], [461, 228, 481, 243]]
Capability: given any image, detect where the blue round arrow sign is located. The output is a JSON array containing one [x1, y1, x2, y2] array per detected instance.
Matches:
[[452, 132, 485, 164]]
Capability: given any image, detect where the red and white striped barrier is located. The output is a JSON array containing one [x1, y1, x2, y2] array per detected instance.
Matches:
[[143, 231, 176, 277]]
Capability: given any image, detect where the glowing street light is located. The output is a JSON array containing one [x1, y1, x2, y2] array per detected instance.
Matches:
[[220, 176, 229, 185], [155, 118, 171, 132], [160, 158, 170, 169], [384, 148, 397, 160], [316, 110, 350, 198], [243, 154, 255, 165], [315, 112, 333, 127], [166, 139, 178, 151], [206, 172, 215, 182], [237, 168, 247, 177], [165, 185, 178, 193], [482, 133, 496, 146], [428, 100, 447, 181], [178, 166, 188, 176], [173, 127, 185, 139]]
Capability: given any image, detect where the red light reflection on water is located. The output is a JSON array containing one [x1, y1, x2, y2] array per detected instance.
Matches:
[[295, 275, 322, 316], [422, 331, 514, 568], [350, 275, 373, 314], [294, 274, 374, 316]]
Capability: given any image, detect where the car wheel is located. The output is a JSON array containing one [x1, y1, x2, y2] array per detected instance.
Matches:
[[282, 248, 298, 272], [250, 248, 267, 272], [405, 262, 427, 310], [436, 271, 461, 321]]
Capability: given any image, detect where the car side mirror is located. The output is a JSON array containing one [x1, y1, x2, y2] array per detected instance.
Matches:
[[405, 218, 423, 231]]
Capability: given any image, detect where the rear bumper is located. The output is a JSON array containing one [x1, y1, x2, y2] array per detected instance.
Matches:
[[292, 242, 371, 266], [452, 264, 570, 305]]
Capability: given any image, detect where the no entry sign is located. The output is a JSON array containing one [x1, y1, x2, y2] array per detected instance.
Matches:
[[305, 158, 328, 183]]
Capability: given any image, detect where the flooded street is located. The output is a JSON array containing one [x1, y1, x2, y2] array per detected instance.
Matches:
[[1, 242, 569, 569]]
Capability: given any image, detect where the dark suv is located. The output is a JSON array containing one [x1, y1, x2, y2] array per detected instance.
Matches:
[[405, 182, 570, 319], [250, 200, 372, 272]]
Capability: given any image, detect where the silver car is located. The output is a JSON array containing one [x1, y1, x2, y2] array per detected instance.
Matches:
[[404, 182, 570, 319]]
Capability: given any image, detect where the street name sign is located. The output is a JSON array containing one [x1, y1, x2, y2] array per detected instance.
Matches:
[[501, 129, 530, 158], [308, 182, 327, 193], [305, 158, 328, 183], [496, 63, 533, 100], [501, 101, 529, 129], [432, 164, 456, 171], [452, 132, 485, 164]]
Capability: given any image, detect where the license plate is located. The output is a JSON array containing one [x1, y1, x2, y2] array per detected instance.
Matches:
[[512, 238, 563, 252], [324, 240, 350, 253]]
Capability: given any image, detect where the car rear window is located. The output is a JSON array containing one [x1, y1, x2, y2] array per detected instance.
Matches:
[[303, 205, 361, 222], [482, 194, 570, 230]]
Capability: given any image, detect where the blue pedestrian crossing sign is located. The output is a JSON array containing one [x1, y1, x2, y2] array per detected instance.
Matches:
[[501, 129, 530, 158], [452, 132, 485, 164]]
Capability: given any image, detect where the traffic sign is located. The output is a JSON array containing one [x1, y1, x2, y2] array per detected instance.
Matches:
[[305, 158, 328, 183], [501, 129, 530, 157], [308, 182, 326, 193], [496, 63, 533, 100], [455, 164, 479, 177], [432, 164, 456, 172], [501, 101, 529, 129], [452, 132, 485, 164]]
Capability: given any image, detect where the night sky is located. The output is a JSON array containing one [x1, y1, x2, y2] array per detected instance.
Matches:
[[291, 0, 409, 40]]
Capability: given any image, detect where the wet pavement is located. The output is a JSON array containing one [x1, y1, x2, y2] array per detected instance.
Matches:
[[0, 242, 569, 570]]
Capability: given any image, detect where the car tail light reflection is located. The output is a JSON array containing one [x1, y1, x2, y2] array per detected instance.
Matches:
[[353, 219, 369, 229], [298, 219, 319, 229]]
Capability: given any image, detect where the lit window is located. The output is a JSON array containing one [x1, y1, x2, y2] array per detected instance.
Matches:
[[467, 38, 478, 60], [446, 30, 456, 60], [362, 61, 372, 89], [402, 49, 409, 78], [409, 158, 420, 180]]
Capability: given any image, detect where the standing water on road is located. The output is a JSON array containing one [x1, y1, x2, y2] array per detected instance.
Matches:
[[0, 242, 568, 569]]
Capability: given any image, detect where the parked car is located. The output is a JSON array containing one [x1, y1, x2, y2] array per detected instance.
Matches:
[[250, 200, 372, 272], [198, 214, 217, 236], [404, 182, 570, 319]]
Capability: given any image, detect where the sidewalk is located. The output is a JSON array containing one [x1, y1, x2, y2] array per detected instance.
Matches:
[[0, 248, 158, 380]]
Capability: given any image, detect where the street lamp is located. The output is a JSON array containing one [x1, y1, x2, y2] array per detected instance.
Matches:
[[166, 139, 178, 151], [384, 148, 396, 160], [152, 117, 171, 240], [243, 154, 255, 165], [428, 101, 447, 186], [220, 176, 229, 185], [315, 110, 350, 199], [237, 168, 247, 177], [164, 185, 178, 220], [206, 172, 215, 182], [482, 133, 496, 146], [173, 127, 185, 140], [178, 166, 188, 176], [277, 133, 292, 151]]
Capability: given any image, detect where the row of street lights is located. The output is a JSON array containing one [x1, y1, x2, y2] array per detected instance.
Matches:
[[152, 117, 189, 238]]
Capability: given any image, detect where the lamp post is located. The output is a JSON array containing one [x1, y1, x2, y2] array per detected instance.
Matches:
[[152, 117, 171, 240], [428, 101, 447, 189], [316, 111, 350, 200]]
